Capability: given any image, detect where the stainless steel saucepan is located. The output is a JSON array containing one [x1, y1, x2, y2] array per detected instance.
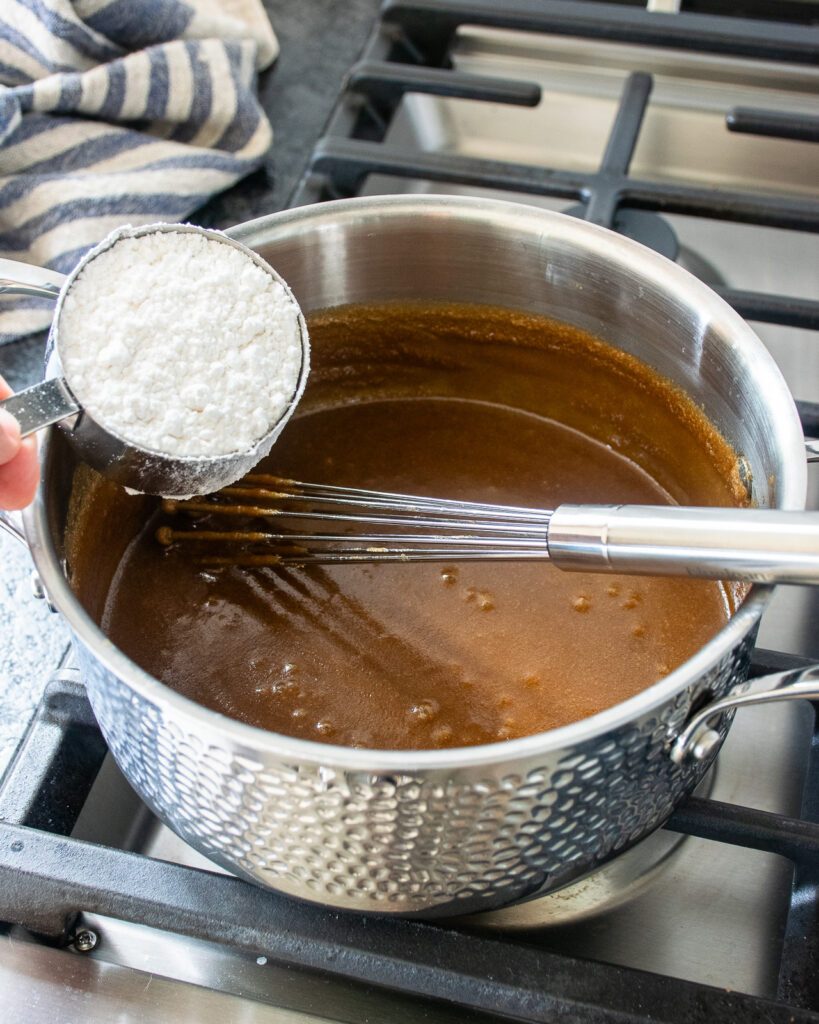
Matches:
[[2, 195, 818, 918]]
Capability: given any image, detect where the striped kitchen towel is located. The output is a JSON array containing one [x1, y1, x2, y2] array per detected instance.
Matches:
[[0, 0, 279, 344]]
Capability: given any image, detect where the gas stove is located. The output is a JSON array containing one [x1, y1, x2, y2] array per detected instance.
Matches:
[[1, 2, 818, 1021]]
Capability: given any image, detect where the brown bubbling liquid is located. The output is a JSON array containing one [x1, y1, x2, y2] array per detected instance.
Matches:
[[73, 303, 748, 750]]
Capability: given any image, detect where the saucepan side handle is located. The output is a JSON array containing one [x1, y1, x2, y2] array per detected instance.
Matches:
[[670, 664, 819, 763], [0, 508, 27, 546], [0, 258, 64, 300]]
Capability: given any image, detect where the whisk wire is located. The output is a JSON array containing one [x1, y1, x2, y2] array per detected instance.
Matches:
[[159, 476, 553, 565], [156, 475, 819, 583], [243, 475, 550, 520]]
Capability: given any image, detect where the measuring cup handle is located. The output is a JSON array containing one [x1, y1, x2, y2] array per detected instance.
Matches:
[[0, 258, 65, 300], [0, 378, 80, 437]]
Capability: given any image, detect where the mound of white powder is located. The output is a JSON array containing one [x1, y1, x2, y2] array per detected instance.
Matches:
[[59, 228, 305, 458]]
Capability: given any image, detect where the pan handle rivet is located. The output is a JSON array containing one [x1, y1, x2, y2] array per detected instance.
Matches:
[[73, 929, 98, 953], [689, 726, 721, 762]]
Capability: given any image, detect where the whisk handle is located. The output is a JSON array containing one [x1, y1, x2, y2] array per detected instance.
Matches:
[[547, 505, 819, 585]]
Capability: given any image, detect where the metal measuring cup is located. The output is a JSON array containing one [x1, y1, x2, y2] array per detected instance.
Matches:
[[0, 223, 310, 496]]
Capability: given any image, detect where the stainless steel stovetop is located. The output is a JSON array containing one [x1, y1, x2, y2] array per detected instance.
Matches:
[[2, 6, 818, 1022]]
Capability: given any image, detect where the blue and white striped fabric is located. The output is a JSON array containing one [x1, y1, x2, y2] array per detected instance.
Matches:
[[0, 0, 278, 343]]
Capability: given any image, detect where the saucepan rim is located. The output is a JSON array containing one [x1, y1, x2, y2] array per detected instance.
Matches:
[[24, 194, 807, 772]]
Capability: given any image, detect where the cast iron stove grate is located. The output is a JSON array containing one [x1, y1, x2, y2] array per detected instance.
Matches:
[[2, 2, 819, 1022], [294, 0, 819, 435]]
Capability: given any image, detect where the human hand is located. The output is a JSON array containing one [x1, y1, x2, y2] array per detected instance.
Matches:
[[0, 375, 39, 510]]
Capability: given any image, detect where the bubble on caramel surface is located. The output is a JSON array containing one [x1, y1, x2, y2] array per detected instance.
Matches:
[[431, 724, 453, 744], [464, 586, 495, 610], [408, 699, 439, 723], [606, 583, 620, 597], [440, 567, 458, 586], [267, 677, 300, 699], [573, 595, 591, 613], [622, 591, 642, 610]]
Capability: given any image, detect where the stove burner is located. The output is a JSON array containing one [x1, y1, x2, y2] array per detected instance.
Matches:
[[465, 810, 689, 930]]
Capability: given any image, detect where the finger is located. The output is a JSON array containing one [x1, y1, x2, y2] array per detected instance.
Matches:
[[0, 373, 10, 401], [0, 408, 21, 463], [0, 437, 39, 510]]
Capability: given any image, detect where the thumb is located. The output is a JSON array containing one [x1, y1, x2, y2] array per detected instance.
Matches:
[[0, 408, 21, 464]]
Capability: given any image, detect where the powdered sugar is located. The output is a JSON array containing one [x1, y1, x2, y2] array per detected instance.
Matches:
[[59, 227, 305, 458]]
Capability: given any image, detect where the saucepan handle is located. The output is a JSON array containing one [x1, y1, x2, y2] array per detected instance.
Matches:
[[0, 257, 64, 300], [670, 663, 819, 763], [807, 439, 819, 464]]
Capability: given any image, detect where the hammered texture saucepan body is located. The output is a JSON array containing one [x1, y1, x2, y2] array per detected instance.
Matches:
[[73, 631, 755, 916], [23, 197, 806, 917]]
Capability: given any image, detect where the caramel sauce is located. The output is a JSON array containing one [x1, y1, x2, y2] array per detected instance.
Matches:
[[69, 303, 747, 750]]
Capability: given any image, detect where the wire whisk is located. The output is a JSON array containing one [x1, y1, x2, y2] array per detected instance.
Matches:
[[155, 474, 819, 585], [158, 474, 554, 566]]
